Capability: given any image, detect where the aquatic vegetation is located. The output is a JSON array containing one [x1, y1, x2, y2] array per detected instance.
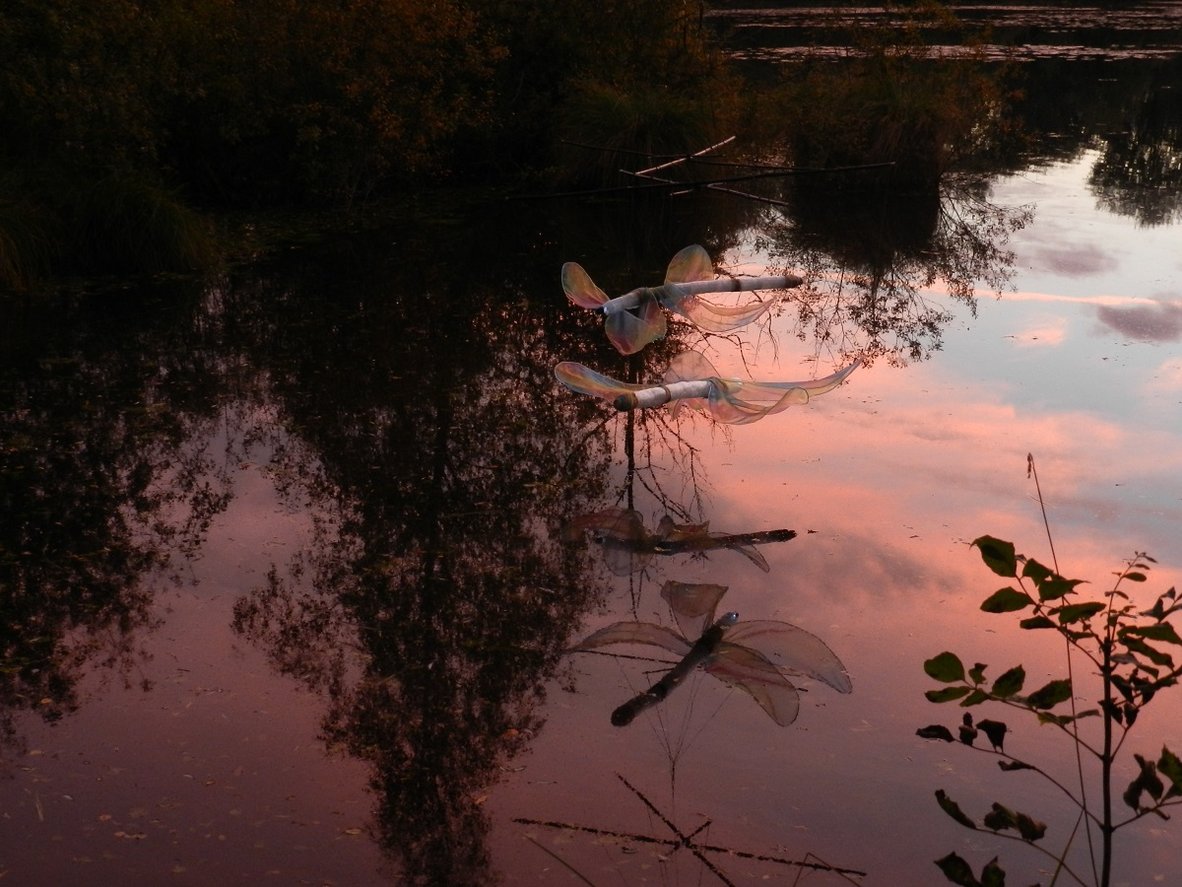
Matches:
[[918, 537, 1182, 887]]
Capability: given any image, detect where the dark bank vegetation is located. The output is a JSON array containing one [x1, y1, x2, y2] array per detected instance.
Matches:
[[0, 0, 1014, 290]]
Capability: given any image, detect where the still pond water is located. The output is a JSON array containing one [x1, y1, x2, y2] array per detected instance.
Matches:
[[3, 9, 1181, 887]]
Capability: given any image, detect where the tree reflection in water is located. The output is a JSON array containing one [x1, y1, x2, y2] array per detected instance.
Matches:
[[224, 228, 618, 885], [757, 176, 1032, 365], [0, 284, 233, 754]]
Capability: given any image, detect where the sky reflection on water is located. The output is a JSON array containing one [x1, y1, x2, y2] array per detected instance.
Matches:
[[493, 149, 1181, 884]]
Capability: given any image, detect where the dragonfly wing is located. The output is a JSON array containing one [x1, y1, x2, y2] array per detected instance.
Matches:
[[676, 295, 778, 333], [554, 361, 644, 401], [561, 507, 646, 543], [711, 538, 771, 572], [660, 581, 728, 640], [664, 245, 714, 284], [706, 380, 809, 425], [706, 644, 801, 726], [572, 621, 692, 658], [562, 262, 609, 308], [604, 295, 666, 355], [725, 620, 852, 693]]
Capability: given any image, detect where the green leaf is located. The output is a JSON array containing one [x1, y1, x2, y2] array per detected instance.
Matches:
[[960, 689, 990, 707], [968, 663, 988, 684], [999, 760, 1034, 772], [934, 852, 981, 887], [990, 665, 1025, 699], [1026, 679, 1072, 710], [935, 790, 978, 830], [980, 858, 1005, 887], [1159, 746, 1182, 793], [927, 686, 972, 703], [1037, 576, 1085, 601], [974, 536, 1017, 578], [925, 652, 966, 683], [1125, 571, 1148, 582], [981, 587, 1030, 613], [1019, 616, 1056, 630], [978, 719, 1008, 751], [917, 725, 956, 742], [1056, 601, 1106, 624], [1022, 558, 1052, 584], [1125, 624, 1182, 645]]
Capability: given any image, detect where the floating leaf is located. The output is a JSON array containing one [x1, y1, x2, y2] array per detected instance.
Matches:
[[935, 790, 977, 830], [981, 587, 1030, 613], [999, 760, 1034, 772], [925, 651, 966, 683], [974, 536, 1017, 578], [1019, 616, 1056, 630], [917, 724, 956, 743], [1026, 679, 1072, 710], [991, 665, 1025, 699]]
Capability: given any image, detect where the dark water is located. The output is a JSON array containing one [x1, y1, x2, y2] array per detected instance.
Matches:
[[2, 7, 1181, 886]]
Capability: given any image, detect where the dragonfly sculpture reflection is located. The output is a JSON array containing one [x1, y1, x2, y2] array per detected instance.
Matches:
[[555, 350, 860, 425], [562, 245, 802, 355], [563, 508, 797, 575], [573, 581, 852, 727]]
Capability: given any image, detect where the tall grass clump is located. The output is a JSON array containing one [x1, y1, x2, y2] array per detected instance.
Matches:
[[67, 175, 218, 276], [0, 185, 60, 292]]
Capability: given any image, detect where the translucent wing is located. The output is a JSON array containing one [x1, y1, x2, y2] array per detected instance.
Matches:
[[725, 620, 852, 694], [554, 362, 646, 401], [664, 245, 714, 284], [672, 294, 780, 334], [604, 295, 666, 355], [660, 580, 728, 640], [572, 621, 692, 659], [706, 643, 801, 726], [562, 508, 653, 576], [664, 353, 861, 425], [562, 262, 609, 308]]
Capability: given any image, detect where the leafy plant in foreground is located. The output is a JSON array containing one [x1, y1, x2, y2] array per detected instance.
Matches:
[[918, 535, 1182, 887]]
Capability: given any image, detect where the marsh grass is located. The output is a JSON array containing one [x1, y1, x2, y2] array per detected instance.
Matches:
[[0, 186, 60, 292], [68, 174, 218, 276]]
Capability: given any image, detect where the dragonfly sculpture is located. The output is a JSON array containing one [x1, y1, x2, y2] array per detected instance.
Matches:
[[563, 508, 797, 575], [573, 581, 852, 727], [562, 245, 802, 355], [555, 350, 860, 425]]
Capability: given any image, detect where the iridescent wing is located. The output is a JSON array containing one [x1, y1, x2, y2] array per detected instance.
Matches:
[[654, 515, 771, 572], [604, 295, 666, 355], [561, 262, 609, 308], [554, 361, 647, 401], [664, 352, 860, 425], [664, 245, 714, 284], [571, 621, 692, 659], [660, 580, 728, 640], [659, 245, 781, 333], [724, 620, 852, 694], [705, 643, 802, 726]]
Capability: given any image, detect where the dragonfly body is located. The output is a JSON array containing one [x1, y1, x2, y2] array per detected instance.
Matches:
[[563, 245, 800, 354], [573, 582, 852, 727], [555, 351, 860, 424], [611, 613, 739, 727]]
